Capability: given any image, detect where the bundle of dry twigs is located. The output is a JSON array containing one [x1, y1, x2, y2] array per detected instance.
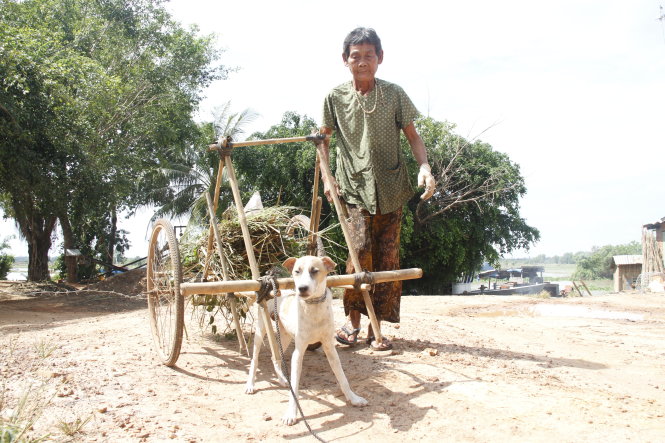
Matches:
[[181, 206, 312, 282], [177, 206, 318, 335]]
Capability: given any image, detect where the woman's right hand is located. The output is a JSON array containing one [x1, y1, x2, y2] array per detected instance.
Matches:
[[322, 175, 341, 203]]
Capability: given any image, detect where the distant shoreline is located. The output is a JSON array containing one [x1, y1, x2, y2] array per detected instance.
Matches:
[[6, 262, 56, 281]]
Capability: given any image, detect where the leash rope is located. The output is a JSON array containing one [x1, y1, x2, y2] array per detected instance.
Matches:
[[264, 274, 327, 443]]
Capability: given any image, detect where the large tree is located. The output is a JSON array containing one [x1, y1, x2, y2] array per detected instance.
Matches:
[[0, 0, 224, 280], [231, 112, 320, 208], [224, 112, 538, 291], [401, 117, 539, 290]]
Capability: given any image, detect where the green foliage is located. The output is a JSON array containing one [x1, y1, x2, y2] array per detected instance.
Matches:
[[0, 0, 224, 280], [0, 237, 15, 280], [221, 112, 538, 288], [0, 426, 18, 443], [233, 112, 320, 207], [401, 117, 539, 289], [573, 241, 641, 280], [232, 112, 348, 262], [148, 105, 254, 223], [502, 252, 581, 266]]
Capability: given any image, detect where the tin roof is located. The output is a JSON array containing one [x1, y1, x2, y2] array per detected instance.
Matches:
[[643, 216, 665, 229], [612, 255, 642, 266]]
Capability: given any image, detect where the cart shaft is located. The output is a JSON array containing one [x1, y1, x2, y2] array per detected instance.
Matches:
[[180, 268, 422, 297]]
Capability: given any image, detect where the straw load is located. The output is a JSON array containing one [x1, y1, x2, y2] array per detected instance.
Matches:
[[180, 206, 313, 283]]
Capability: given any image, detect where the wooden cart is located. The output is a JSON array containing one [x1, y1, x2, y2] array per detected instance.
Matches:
[[146, 135, 422, 366]]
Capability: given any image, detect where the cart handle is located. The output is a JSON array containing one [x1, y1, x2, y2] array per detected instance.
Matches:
[[180, 268, 422, 297], [209, 133, 329, 151]]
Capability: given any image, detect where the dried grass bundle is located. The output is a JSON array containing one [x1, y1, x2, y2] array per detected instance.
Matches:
[[178, 205, 335, 337], [180, 206, 311, 283], [179, 206, 335, 335]]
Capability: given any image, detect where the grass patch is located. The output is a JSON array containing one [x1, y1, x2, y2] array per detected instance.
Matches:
[[57, 415, 92, 438], [1, 337, 61, 442], [32, 340, 57, 359], [0, 382, 53, 443], [581, 279, 613, 293]]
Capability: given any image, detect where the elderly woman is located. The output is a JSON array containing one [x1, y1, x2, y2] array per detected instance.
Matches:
[[317, 27, 435, 351]]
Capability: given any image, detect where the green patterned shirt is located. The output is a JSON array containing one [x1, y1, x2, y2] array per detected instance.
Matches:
[[321, 78, 419, 214]]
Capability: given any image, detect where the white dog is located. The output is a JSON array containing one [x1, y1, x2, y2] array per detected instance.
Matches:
[[245, 256, 368, 425]]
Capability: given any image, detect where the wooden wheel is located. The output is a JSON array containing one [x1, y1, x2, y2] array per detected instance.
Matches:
[[146, 219, 184, 366]]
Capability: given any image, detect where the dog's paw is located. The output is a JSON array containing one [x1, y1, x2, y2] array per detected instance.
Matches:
[[350, 394, 368, 407], [244, 382, 256, 394], [282, 412, 298, 426]]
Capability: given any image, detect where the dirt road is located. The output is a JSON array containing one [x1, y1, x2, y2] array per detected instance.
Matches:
[[1, 282, 664, 442]]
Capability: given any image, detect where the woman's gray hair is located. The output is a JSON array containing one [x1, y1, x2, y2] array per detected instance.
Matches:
[[343, 27, 382, 58]]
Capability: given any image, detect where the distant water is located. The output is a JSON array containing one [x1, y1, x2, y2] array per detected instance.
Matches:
[[6, 271, 27, 280], [6, 264, 59, 281], [6, 265, 27, 281]]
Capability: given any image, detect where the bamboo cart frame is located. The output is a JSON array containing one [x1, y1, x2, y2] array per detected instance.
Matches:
[[146, 134, 422, 367]]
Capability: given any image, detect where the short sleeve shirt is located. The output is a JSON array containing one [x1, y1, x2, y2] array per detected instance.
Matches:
[[321, 79, 419, 215]]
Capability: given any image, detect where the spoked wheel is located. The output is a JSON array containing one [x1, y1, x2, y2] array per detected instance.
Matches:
[[146, 219, 184, 366]]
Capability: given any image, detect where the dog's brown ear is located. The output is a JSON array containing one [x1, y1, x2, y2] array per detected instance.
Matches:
[[321, 256, 336, 273], [283, 257, 297, 272]]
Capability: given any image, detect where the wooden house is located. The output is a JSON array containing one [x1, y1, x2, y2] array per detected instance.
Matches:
[[611, 255, 642, 292]]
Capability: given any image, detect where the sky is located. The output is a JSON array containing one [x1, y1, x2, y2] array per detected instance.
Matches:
[[2, 0, 664, 259]]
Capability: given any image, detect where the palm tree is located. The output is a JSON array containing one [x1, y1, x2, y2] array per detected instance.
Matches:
[[150, 102, 258, 223]]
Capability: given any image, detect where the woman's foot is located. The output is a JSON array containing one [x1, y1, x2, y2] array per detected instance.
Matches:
[[366, 336, 393, 351], [335, 326, 361, 346]]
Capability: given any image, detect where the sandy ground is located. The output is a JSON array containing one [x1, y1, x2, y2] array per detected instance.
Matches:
[[1, 275, 664, 442]]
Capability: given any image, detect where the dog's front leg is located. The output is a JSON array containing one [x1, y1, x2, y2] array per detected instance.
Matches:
[[272, 331, 292, 387], [321, 341, 368, 407], [282, 343, 305, 426], [245, 312, 266, 394]]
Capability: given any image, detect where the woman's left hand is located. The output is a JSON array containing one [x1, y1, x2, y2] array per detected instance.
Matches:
[[418, 164, 435, 200]]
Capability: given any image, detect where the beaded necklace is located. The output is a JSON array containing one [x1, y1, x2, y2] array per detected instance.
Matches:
[[354, 79, 382, 114]]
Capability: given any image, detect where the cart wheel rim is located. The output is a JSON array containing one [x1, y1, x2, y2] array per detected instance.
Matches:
[[146, 219, 184, 366]]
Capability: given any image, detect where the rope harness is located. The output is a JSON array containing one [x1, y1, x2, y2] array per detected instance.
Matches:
[[255, 273, 278, 304], [353, 270, 376, 291]]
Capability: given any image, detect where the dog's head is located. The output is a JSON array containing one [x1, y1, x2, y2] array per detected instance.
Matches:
[[283, 256, 336, 299]]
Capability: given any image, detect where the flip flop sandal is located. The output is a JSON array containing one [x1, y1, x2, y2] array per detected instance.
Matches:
[[366, 336, 393, 351], [335, 326, 361, 346]]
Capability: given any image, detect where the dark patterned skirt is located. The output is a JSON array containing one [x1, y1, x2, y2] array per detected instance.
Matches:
[[343, 204, 402, 323]]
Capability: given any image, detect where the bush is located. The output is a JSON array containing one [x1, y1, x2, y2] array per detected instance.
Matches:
[[572, 241, 641, 280], [0, 237, 15, 280]]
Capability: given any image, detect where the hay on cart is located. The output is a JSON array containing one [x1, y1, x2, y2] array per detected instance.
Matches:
[[178, 205, 331, 336]]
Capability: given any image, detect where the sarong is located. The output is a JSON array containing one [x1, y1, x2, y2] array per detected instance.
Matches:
[[343, 204, 402, 323]]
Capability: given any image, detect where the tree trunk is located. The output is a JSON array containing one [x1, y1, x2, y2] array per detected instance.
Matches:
[[59, 212, 78, 283], [23, 215, 57, 281], [107, 206, 117, 265]]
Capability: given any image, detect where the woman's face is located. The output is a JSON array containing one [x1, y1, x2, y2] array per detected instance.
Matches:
[[344, 43, 383, 83]]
